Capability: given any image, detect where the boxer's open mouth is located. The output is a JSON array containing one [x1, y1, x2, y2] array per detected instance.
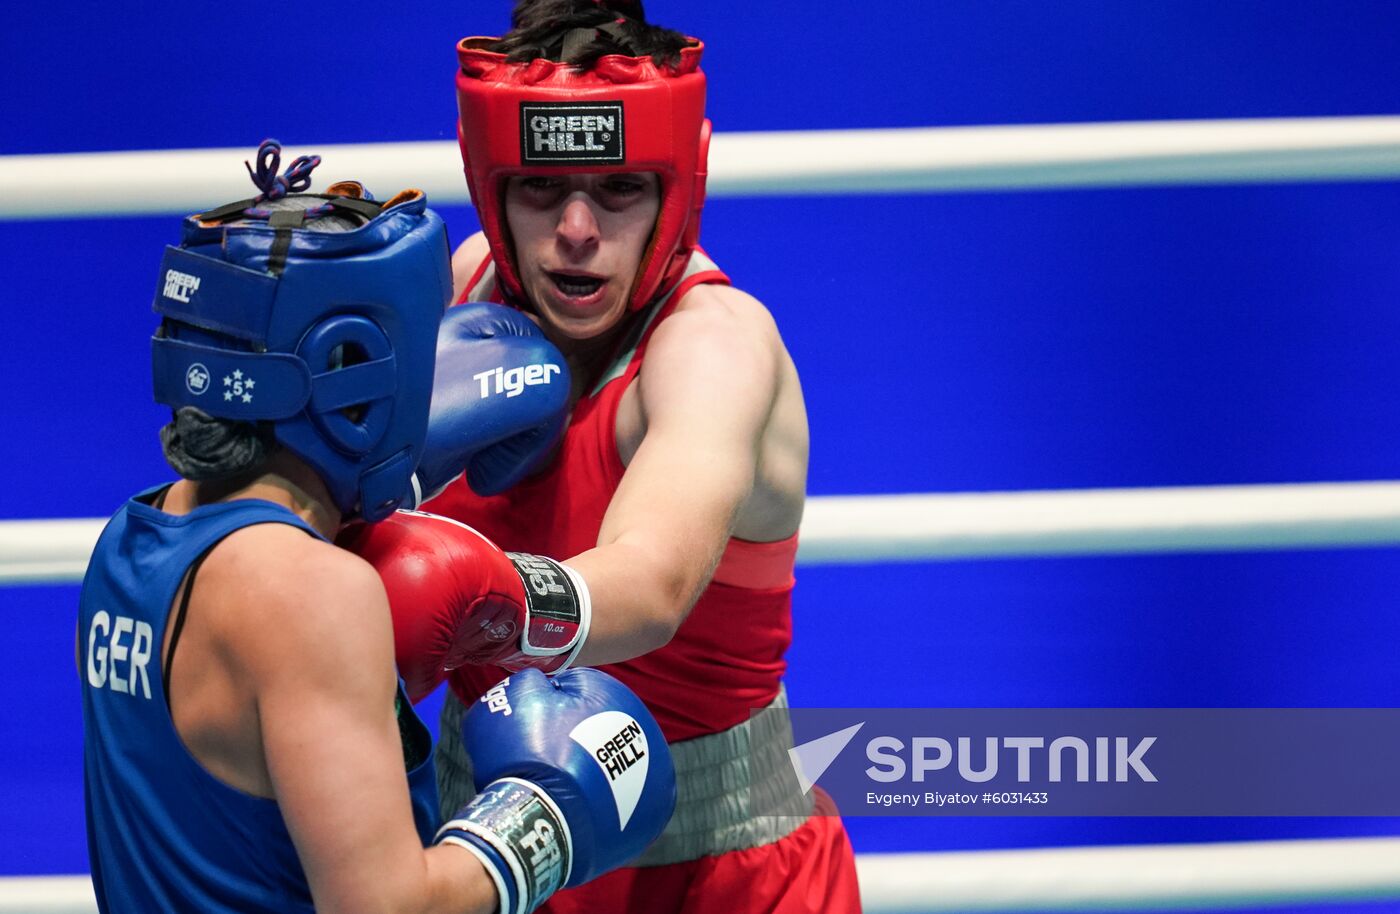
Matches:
[[548, 271, 605, 298]]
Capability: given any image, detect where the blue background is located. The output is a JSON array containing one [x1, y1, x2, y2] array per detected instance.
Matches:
[[5, 1, 1400, 906]]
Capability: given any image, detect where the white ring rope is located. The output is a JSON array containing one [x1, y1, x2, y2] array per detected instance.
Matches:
[[795, 480, 1400, 564], [4, 116, 1400, 219], [6, 480, 1400, 586], [6, 838, 1400, 913]]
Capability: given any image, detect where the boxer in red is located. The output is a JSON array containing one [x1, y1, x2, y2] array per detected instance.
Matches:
[[345, 1, 863, 910]]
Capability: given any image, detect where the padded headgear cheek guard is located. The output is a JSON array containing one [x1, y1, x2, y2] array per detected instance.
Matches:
[[150, 189, 453, 521], [456, 37, 709, 313]]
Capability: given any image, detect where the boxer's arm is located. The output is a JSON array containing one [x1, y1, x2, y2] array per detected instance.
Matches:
[[567, 287, 781, 664], [247, 543, 496, 913]]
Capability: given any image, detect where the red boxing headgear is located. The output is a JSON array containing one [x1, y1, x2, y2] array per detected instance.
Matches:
[[456, 37, 710, 312]]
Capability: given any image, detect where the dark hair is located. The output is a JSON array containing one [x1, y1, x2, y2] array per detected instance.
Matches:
[[491, 0, 691, 69], [160, 407, 277, 482]]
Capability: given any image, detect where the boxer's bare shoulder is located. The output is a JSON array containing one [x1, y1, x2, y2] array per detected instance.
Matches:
[[163, 523, 392, 798], [673, 282, 782, 340], [633, 284, 779, 422], [211, 525, 387, 655], [615, 282, 808, 541], [182, 524, 391, 721], [451, 231, 493, 302]]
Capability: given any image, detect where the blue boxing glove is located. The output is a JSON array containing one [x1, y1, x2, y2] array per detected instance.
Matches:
[[408, 303, 570, 506], [435, 669, 675, 914]]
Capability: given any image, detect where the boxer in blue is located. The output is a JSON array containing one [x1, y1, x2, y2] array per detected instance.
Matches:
[[77, 141, 675, 914]]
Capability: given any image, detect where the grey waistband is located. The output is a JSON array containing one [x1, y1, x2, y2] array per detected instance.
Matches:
[[436, 683, 814, 867]]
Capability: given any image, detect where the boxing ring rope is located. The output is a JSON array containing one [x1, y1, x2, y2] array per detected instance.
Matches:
[[7, 479, 1400, 584], [6, 837, 1400, 913], [4, 115, 1400, 219], [8, 116, 1400, 911]]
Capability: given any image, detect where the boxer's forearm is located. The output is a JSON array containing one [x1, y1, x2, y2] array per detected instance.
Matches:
[[322, 846, 497, 914], [564, 539, 714, 666], [420, 846, 500, 914]]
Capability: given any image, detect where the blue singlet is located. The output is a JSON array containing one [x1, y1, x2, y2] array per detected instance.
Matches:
[[79, 487, 439, 913]]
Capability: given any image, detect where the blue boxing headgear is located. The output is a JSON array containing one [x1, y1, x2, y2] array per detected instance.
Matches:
[[151, 146, 451, 522]]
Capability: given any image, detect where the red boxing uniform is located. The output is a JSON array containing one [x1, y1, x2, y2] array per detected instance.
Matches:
[[429, 251, 861, 913]]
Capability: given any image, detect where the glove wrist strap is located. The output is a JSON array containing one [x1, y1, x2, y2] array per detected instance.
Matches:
[[507, 553, 591, 670], [552, 561, 591, 672], [436, 777, 575, 914]]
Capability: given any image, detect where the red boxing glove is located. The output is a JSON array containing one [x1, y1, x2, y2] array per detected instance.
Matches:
[[337, 510, 591, 702]]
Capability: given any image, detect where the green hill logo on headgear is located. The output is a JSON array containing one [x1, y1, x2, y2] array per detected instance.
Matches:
[[521, 102, 625, 165]]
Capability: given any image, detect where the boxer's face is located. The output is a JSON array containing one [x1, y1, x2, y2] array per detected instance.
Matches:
[[504, 173, 661, 340]]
